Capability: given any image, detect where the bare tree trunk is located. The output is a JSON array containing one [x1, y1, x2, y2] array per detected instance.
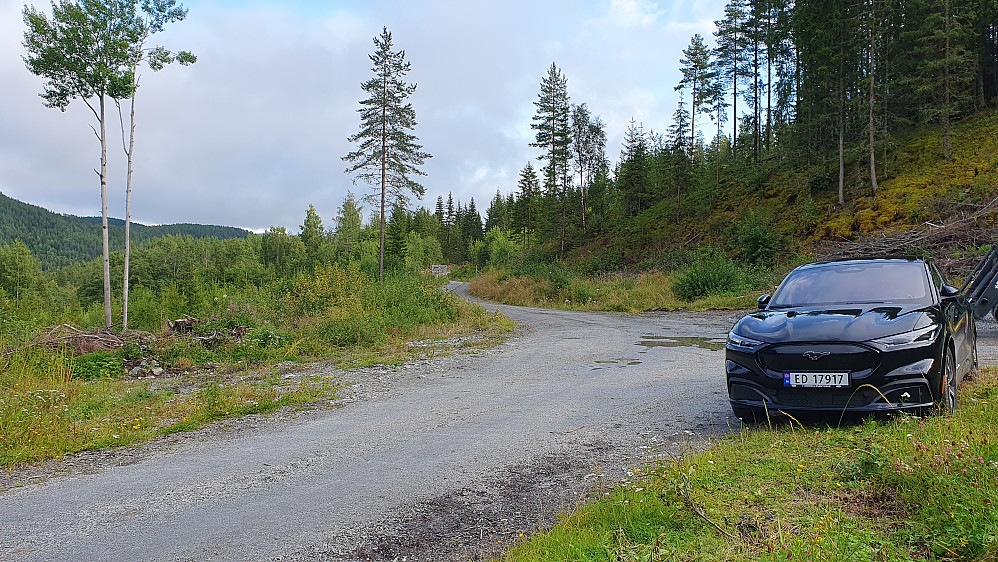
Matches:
[[690, 82, 697, 156], [754, 21, 760, 163], [732, 60, 738, 162], [839, 69, 846, 206], [380, 106, 386, 282], [943, 0, 953, 161], [122, 70, 138, 332], [766, 4, 772, 153], [100, 94, 112, 330], [869, 3, 879, 197]]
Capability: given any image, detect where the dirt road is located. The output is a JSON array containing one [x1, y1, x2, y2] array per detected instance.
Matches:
[[2, 284, 994, 561]]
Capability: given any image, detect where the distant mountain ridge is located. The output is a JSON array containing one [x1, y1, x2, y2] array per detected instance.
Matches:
[[0, 191, 251, 269]]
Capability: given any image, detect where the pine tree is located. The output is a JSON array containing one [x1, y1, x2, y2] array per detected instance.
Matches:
[[714, 0, 751, 161], [618, 120, 650, 217], [530, 62, 572, 257], [675, 34, 715, 160], [343, 27, 431, 281], [434, 195, 445, 222]]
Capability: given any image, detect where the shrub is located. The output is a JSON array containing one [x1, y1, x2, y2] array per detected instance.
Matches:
[[734, 210, 782, 265], [672, 251, 746, 301], [70, 351, 123, 381]]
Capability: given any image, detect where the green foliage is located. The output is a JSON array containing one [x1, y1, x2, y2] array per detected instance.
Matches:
[[0, 192, 249, 270], [733, 210, 781, 265], [342, 27, 431, 280], [70, 351, 123, 381], [671, 250, 745, 301]]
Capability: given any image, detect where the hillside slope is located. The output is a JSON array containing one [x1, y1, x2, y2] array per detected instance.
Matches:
[[0, 192, 250, 269], [607, 108, 998, 274]]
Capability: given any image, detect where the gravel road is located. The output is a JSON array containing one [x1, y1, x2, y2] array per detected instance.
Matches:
[[2, 282, 996, 561]]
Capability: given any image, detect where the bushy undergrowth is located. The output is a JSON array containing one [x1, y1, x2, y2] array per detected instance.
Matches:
[[0, 254, 507, 467], [503, 369, 998, 561], [670, 250, 747, 301], [470, 250, 786, 312]]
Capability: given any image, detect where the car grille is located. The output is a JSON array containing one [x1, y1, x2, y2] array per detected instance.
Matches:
[[773, 386, 881, 409], [759, 343, 879, 375]]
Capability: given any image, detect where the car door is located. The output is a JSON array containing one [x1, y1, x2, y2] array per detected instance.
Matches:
[[931, 263, 974, 375]]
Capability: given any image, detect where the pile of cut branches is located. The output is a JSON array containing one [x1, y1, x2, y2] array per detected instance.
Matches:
[[816, 196, 998, 277], [42, 324, 124, 355]]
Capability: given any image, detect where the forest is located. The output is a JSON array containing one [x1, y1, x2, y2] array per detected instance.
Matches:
[[0, 192, 249, 269]]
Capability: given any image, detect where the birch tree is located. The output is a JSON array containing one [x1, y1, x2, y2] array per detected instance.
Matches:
[[118, 0, 195, 331], [23, 0, 142, 329]]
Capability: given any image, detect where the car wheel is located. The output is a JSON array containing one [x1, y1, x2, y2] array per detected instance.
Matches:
[[941, 350, 958, 413]]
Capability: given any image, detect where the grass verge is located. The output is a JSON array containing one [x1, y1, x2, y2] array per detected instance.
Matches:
[[469, 270, 763, 313], [0, 284, 514, 469], [501, 368, 998, 561]]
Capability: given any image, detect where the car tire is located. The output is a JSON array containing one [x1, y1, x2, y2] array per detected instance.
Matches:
[[941, 349, 958, 413]]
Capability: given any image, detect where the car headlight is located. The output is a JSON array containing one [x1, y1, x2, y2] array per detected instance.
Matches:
[[727, 332, 764, 351], [869, 325, 939, 350]]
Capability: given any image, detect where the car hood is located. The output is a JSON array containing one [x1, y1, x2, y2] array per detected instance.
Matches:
[[732, 305, 938, 343]]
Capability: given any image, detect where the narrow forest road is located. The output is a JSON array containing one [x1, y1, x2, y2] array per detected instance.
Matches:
[[6, 284, 991, 561]]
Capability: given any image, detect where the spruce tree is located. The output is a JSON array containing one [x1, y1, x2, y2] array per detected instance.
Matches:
[[343, 27, 430, 281], [515, 163, 541, 249]]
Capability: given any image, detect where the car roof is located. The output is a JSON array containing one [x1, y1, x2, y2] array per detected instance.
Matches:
[[797, 257, 927, 270]]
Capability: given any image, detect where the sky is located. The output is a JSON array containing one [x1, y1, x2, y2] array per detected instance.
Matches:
[[0, 0, 725, 232]]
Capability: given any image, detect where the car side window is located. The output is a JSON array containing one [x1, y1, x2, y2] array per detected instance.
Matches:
[[929, 263, 946, 287], [928, 263, 945, 300]]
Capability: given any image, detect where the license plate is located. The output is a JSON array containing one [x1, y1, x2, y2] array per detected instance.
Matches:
[[783, 372, 849, 388]]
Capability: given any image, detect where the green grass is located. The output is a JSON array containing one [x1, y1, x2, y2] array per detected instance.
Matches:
[[501, 368, 998, 561], [469, 268, 774, 313], [0, 270, 514, 469]]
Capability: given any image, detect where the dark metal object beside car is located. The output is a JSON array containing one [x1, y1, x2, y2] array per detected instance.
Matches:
[[725, 256, 996, 421]]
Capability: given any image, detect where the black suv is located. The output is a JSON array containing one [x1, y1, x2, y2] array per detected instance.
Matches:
[[725, 258, 980, 420]]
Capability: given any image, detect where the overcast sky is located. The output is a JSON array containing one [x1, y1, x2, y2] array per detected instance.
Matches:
[[0, 0, 725, 232]]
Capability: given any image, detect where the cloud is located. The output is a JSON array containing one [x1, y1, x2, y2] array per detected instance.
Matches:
[[0, 0, 727, 232], [602, 0, 666, 28]]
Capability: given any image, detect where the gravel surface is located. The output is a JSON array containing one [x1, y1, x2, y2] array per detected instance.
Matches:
[[1, 283, 995, 561]]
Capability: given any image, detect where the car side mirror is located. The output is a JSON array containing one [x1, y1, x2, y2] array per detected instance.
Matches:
[[757, 293, 771, 309], [940, 285, 960, 300]]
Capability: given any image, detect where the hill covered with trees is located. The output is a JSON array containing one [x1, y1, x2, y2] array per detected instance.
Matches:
[[0, 192, 250, 269]]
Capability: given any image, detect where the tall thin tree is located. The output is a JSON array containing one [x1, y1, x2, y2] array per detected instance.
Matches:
[[118, 0, 195, 331], [530, 63, 571, 258], [23, 0, 143, 329], [675, 34, 715, 161], [343, 27, 430, 281]]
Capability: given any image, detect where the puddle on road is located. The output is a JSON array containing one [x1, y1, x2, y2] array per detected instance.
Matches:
[[592, 358, 643, 370], [636, 335, 726, 352]]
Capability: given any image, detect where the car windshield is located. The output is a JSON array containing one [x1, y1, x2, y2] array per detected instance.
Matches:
[[769, 261, 933, 307]]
